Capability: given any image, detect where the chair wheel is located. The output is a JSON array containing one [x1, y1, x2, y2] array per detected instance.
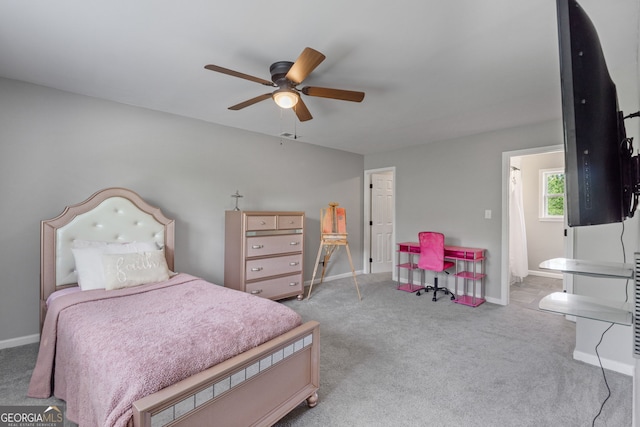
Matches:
[[432, 297, 437, 302], [416, 291, 421, 296], [450, 295, 455, 300]]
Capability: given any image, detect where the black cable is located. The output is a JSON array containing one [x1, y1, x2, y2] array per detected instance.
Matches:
[[591, 323, 614, 427], [620, 222, 630, 304], [591, 222, 628, 426], [593, 8, 636, 421], [620, 221, 626, 263]]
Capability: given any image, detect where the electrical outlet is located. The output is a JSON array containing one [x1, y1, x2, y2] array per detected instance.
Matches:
[[484, 210, 492, 219]]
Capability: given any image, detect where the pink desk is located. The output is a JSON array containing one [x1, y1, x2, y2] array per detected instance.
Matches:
[[396, 242, 486, 307]]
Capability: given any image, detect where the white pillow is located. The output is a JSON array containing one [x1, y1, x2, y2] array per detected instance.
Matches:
[[71, 240, 159, 290], [102, 250, 170, 290]]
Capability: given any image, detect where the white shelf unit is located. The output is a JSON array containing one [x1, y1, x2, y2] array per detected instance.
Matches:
[[538, 257, 634, 329]]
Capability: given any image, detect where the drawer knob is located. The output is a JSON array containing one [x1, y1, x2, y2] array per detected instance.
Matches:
[[260, 221, 266, 225], [289, 282, 299, 286], [250, 289, 263, 294], [251, 267, 263, 272], [252, 245, 264, 249], [289, 242, 299, 246], [289, 262, 299, 266]]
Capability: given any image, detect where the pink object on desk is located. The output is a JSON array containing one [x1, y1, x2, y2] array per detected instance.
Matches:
[[444, 245, 484, 261], [398, 242, 484, 260]]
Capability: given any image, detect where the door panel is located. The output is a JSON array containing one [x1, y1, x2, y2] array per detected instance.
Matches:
[[371, 173, 394, 273]]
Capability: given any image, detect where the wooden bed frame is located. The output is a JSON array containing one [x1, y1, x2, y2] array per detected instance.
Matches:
[[39, 187, 319, 427]]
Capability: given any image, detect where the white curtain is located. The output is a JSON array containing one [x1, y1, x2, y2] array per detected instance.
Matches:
[[509, 168, 528, 283]]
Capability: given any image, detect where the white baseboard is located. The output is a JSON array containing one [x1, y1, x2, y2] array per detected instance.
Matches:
[[484, 296, 501, 305], [305, 270, 365, 285], [0, 333, 39, 350], [528, 269, 563, 280], [573, 349, 635, 376]]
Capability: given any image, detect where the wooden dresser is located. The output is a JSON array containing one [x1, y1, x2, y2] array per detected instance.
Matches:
[[224, 210, 305, 300]]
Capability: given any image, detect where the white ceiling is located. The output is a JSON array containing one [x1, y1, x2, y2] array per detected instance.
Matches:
[[0, 0, 637, 155]]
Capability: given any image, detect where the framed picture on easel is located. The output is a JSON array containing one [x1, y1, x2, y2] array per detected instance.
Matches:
[[321, 202, 347, 237]]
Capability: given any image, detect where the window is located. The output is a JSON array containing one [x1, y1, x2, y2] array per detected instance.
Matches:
[[540, 168, 565, 220]]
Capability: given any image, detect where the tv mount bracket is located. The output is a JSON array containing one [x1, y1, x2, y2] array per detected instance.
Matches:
[[623, 111, 640, 217]]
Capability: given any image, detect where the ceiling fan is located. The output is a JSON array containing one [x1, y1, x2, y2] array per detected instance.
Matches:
[[204, 47, 365, 122]]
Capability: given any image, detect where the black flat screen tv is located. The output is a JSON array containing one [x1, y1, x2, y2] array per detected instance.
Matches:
[[556, 0, 636, 227]]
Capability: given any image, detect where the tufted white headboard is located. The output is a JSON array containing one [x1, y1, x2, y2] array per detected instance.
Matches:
[[40, 188, 175, 327]]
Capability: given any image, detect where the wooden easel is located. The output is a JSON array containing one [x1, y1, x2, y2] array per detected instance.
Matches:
[[306, 203, 361, 300]]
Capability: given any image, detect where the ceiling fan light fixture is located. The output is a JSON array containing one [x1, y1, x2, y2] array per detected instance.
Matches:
[[273, 89, 299, 109]]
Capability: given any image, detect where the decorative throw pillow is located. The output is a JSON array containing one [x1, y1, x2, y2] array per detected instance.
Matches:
[[71, 240, 159, 290], [102, 250, 170, 290]]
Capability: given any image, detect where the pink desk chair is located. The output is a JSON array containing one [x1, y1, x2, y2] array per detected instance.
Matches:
[[416, 231, 456, 301]]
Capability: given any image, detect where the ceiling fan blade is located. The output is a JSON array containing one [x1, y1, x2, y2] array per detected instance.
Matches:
[[294, 98, 313, 122], [228, 93, 273, 110], [285, 47, 326, 85], [205, 64, 275, 87], [301, 86, 365, 102]]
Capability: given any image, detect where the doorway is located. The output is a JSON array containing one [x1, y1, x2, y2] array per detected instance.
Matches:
[[501, 145, 574, 305], [363, 167, 396, 274]]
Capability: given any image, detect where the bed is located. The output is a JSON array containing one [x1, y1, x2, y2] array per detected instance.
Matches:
[[28, 187, 319, 427]]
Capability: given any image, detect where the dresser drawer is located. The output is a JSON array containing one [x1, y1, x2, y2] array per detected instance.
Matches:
[[245, 254, 302, 281], [245, 274, 303, 299], [246, 234, 303, 257], [246, 215, 277, 231], [277, 215, 303, 230]]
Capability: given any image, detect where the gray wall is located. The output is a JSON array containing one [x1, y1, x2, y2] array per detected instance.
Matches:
[[520, 151, 565, 274], [365, 119, 565, 302], [0, 77, 364, 342]]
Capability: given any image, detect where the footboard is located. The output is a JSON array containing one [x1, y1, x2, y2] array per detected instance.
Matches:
[[132, 321, 320, 427]]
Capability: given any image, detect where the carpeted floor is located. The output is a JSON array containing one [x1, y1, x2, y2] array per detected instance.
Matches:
[[0, 273, 632, 426], [275, 273, 631, 426]]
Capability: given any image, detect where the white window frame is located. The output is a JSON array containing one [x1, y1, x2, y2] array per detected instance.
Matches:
[[540, 168, 565, 221]]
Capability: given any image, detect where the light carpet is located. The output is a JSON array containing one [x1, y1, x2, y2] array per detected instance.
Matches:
[[275, 273, 631, 426], [0, 273, 632, 426]]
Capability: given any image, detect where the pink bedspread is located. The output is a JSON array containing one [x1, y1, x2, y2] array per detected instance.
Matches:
[[28, 273, 302, 427]]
